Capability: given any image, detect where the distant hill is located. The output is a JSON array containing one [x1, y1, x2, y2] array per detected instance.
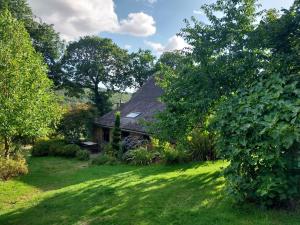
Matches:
[[55, 89, 132, 109]]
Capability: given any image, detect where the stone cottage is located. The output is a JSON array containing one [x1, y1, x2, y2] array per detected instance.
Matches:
[[94, 77, 165, 147]]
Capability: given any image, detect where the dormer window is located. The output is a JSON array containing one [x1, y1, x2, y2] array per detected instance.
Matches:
[[126, 112, 141, 118]]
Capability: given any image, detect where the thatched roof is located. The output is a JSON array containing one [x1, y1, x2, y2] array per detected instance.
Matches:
[[95, 77, 165, 134]]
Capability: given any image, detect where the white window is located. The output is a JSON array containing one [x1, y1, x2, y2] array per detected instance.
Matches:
[[126, 112, 141, 118]]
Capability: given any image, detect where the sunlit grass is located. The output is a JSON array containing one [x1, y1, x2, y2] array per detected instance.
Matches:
[[0, 157, 299, 225]]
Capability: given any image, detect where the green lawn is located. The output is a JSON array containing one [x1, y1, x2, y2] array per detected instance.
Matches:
[[0, 158, 299, 225]]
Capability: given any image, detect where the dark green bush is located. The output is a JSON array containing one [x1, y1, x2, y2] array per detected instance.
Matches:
[[48, 140, 66, 156], [162, 143, 188, 165], [61, 144, 81, 158], [32, 139, 65, 157], [0, 157, 28, 181], [76, 150, 90, 161], [91, 154, 118, 165], [58, 104, 97, 143], [31, 140, 52, 156], [214, 74, 300, 208], [123, 147, 155, 166], [186, 129, 216, 161]]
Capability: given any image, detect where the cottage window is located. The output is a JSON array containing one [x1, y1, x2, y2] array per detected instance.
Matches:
[[126, 112, 141, 118]]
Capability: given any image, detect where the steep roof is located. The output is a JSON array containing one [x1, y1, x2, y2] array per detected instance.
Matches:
[[95, 77, 165, 134]]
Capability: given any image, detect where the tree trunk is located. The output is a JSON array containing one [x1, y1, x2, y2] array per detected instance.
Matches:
[[4, 136, 10, 159]]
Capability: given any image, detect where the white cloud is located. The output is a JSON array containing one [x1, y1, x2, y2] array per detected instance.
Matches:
[[124, 44, 132, 50], [145, 35, 190, 54], [193, 10, 204, 15], [144, 41, 164, 53], [147, 0, 157, 4], [28, 0, 156, 41], [118, 12, 156, 37]]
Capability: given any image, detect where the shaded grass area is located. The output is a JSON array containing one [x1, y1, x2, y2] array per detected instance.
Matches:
[[0, 157, 299, 225]]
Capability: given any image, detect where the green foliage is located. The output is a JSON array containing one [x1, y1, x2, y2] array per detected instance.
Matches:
[[129, 49, 156, 88], [111, 112, 121, 157], [61, 36, 129, 114], [58, 104, 97, 143], [0, 10, 62, 157], [122, 147, 155, 166], [0, 157, 28, 181], [91, 154, 118, 165], [186, 129, 216, 161], [152, 0, 263, 142], [162, 143, 188, 165], [76, 150, 90, 161], [0, 0, 64, 84], [32, 140, 85, 160], [48, 140, 67, 156], [214, 73, 300, 207], [31, 140, 53, 157], [60, 144, 81, 158]]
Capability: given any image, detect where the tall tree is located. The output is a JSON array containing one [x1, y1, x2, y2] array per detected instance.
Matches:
[[0, 0, 64, 85], [129, 49, 155, 88], [153, 0, 263, 141], [0, 10, 61, 157], [61, 36, 129, 115]]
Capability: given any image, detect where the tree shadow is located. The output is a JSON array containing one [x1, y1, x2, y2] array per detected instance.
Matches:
[[1, 162, 226, 225], [2, 158, 298, 225], [18, 157, 221, 192]]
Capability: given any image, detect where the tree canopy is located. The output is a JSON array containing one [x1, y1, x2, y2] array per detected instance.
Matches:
[[61, 36, 130, 115], [0, 0, 64, 85], [0, 10, 61, 157], [129, 49, 156, 88], [153, 0, 263, 141]]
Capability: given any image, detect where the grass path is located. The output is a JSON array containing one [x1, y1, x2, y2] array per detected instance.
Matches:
[[0, 157, 299, 225]]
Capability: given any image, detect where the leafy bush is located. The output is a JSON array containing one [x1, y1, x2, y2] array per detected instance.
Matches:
[[76, 150, 90, 161], [61, 144, 81, 158], [0, 157, 28, 181], [48, 140, 66, 156], [186, 129, 216, 161], [123, 147, 155, 166], [214, 74, 300, 208], [162, 143, 188, 165], [32, 139, 65, 157], [91, 154, 118, 165], [58, 104, 97, 143]]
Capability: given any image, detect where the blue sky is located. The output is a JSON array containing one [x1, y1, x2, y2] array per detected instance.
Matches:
[[29, 0, 295, 56]]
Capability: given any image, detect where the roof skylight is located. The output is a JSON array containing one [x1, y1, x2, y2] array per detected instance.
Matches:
[[125, 112, 141, 118]]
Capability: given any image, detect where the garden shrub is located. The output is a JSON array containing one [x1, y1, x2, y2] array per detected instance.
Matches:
[[123, 147, 155, 166], [102, 144, 114, 155], [58, 103, 97, 143], [32, 139, 65, 157], [162, 143, 188, 165], [186, 129, 216, 161], [31, 140, 52, 156], [76, 150, 90, 161], [61, 144, 81, 158], [214, 73, 300, 208], [0, 157, 28, 181], [48, 140, 66, 156], [92, 154, 118, 165]]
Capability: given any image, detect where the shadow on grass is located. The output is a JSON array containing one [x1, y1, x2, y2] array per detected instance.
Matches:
[[1, 158, 226, 225], [17, 157, 217, 191], [2, 158, 298, 225]]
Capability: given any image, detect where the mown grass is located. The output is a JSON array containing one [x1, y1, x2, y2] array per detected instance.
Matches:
[[0, 157, 299, 225]]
